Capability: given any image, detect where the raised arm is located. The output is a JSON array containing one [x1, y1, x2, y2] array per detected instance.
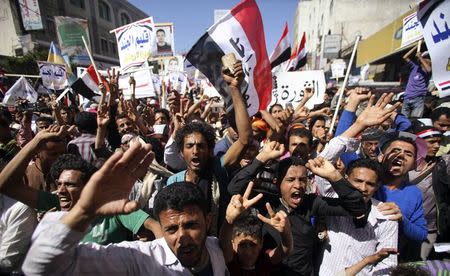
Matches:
[[0, 125, 74, 208], [222, 60, 252, 168]]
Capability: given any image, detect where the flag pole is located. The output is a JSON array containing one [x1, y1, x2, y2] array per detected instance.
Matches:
[[328, 35, 361, 135], [81, 35, 102, 84]]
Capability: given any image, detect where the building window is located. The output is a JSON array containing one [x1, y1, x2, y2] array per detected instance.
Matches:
[[110, 41, 116, 54], [70, 0, 85, 9], [100, 38, 108, 53], [46, 18, 55, 36], [120, 13, 130, 25], [99, 1, 111, 21]]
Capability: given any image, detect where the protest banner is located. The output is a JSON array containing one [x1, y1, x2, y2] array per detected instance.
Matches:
[[400, 12, 423, 48], [164, 55, 184, 74], [419, 0, 450, 97], [270, 71, 325, 110], [119, 66, 156, 100], [37, 61, 68, 90], [164, 71, 188, 94], [186, 0, 272, 116], [154, 23, 175, 57], [112, 17, 156, 71], [2, 77, 38, 105], [18, 0, 43, 30], [55, 16, 90, 65]]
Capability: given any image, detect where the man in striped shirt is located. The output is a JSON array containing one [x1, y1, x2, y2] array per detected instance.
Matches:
[[319, 158, 398, 276]]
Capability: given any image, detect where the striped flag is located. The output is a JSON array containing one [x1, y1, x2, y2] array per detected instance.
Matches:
[[269, 22, 291, 69], [286, 32, 307, 71], [186, 0, 272, 116], [70, 65, 101, 99], [47, 41, 76, 84]]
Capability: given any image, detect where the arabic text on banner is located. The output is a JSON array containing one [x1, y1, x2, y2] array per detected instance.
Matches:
[[38, 61, 68, 91], [55, 16, 90, 65], [18, 0, 43, 30], [420, 0, 450, 97], [270, 71, 326, 110], [114, 17, 156, 71], [401, 12, 423, 48]]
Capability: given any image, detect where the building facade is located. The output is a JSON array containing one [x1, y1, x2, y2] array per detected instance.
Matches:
[[0, 0, 148, 67], [293, 0, 415, 70]]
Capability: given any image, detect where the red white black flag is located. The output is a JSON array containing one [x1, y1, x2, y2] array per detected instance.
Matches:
[[286, 32, 307, 71], [186, 0, 272, 116], [269, 22, 291, 69]]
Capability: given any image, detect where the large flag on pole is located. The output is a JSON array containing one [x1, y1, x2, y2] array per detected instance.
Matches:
[[269, 23, 291, 69], [186, 0, 272, 116], [286, 32, 307, 71]]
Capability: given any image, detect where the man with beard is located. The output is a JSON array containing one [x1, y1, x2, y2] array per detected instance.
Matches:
[[22, 145, 228, 275], [375, 132, 428, 261]]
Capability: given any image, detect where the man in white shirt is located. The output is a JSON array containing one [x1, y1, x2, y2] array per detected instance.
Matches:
[[0, 195, 37, 273], [22, 143, 228, 275], [319, 158, 398, 276]]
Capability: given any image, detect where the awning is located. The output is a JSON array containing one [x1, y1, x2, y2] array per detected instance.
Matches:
[[356, 9, 417, 67]]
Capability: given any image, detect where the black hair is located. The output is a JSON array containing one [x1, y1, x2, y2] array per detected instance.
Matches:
[[276, 157, 307, 186], [153, 182, 210, 221], [431, 107, 450, 122], [288, 128, 313, 148], [380, 136, 417, 155], [390, 264, 429, 276], [156, 28, 165, 34], [0, 109, 13, 127], [74, 111, 97, 134], [154, 108, 170, 121], [232, 213, 263, 240], [35, 116, 54, 124], [346, 158, 381, 181], [309, 115, 327, 129], [49, 154, 97, 184], [268, 103, 283, 114], [175, 121, 216, 152]]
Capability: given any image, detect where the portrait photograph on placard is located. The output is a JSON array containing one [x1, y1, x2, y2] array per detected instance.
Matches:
[[154, 23, 175, 56]]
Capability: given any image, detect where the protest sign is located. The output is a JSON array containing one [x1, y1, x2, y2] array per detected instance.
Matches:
[[55, 16, 90, 65], [270, 70, 325, 109], [37, 61, 67, 90], [119, 67, 156, 99], [154, 23, 175, 57], [18, 0, 43, 30], [331, 60, 346, 79], [2, 77, 38, 105], [419, 0, 450, 97], [400, 12, 423, 48], [165, 71, 188, 93], [113, 17, 156, 71]]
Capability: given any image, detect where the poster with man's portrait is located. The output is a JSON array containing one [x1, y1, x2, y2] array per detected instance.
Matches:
[[163, 55, 184, 74], [154, 23, 175, 56]]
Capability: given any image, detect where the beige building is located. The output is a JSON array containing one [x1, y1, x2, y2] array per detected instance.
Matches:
[[0, 0, 148, 67], [293, 0, 415, 70]]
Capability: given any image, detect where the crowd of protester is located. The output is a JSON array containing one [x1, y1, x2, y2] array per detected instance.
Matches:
[[0, 54, 449, 276]]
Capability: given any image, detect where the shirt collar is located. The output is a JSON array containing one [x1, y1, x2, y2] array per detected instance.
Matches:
[[158, 238, 179, 266]]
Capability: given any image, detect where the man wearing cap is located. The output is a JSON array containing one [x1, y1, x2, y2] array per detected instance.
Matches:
[[411, 122, 450, 260], [401, 45, 432, 118]]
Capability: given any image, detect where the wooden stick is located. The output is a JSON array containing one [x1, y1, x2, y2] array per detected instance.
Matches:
[[417, 39, 422, 53], [328, 35, 361, 135], [4, 73, 41, 78], [81, 35, 102, 84]]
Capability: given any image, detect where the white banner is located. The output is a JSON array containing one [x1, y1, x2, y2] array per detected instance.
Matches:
[[119, 69, 156, 100], [2, 76, 38, 105], [401, 12, 423, 48], [38, 61, 68, 90], [18, 0, 43, 30], [114, 17, 156, 71], [420, 0, 450, 97], [165, 71, 188, 94], [270, 71, 326, 109]]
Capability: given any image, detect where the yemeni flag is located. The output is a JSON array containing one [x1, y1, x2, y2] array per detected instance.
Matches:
[[286, 32, 307, 71], [70, 65, 102, 99], [269, 23, 291, 69], [186, 0, 272, 116]]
